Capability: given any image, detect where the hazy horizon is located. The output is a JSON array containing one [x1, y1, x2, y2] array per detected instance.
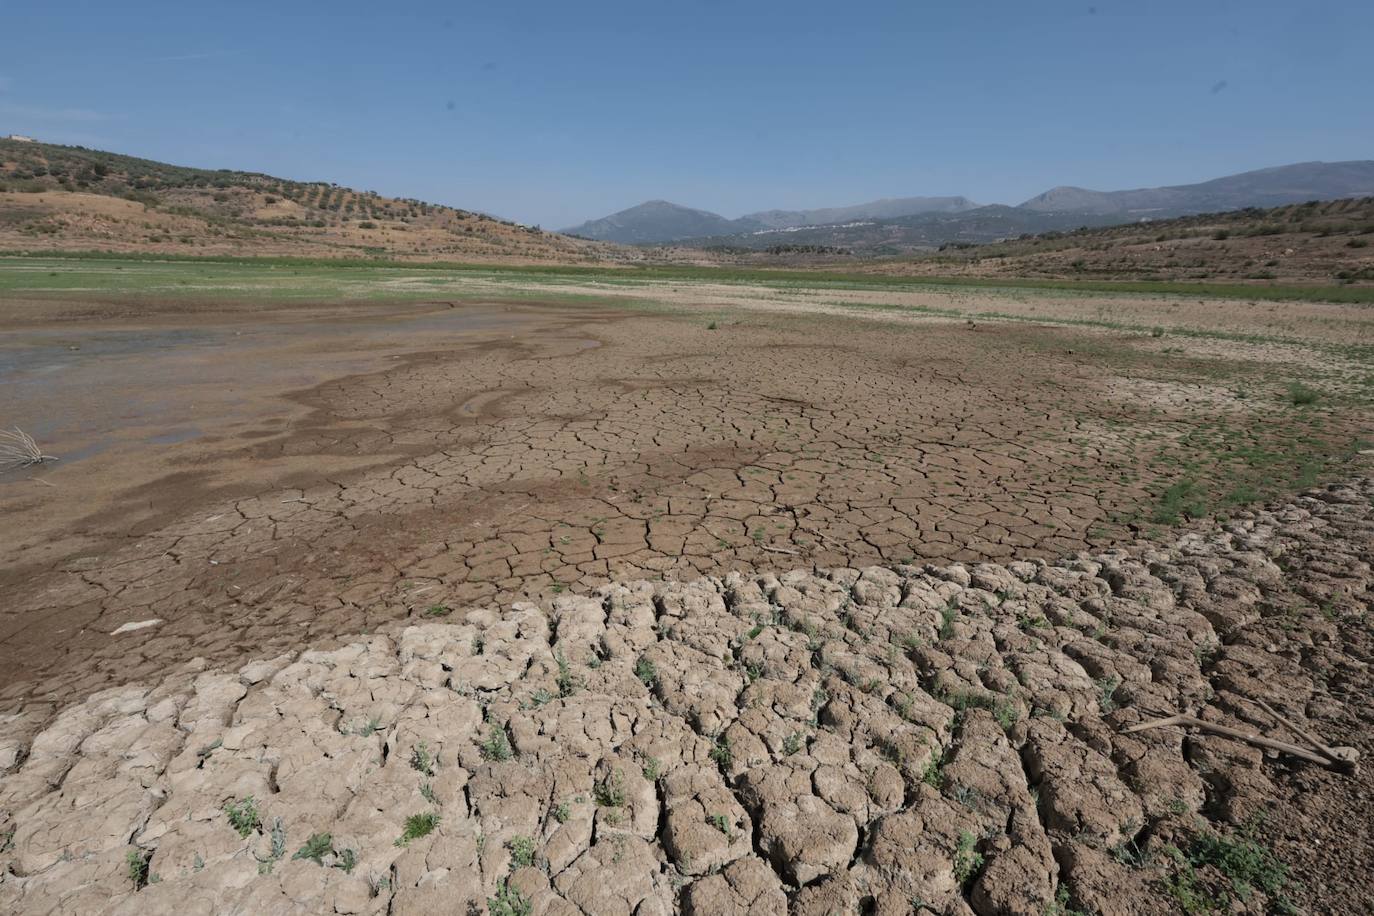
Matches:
[[2, 0, 1370, 228]]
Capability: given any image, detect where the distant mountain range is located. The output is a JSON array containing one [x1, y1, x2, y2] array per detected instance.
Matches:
[[562, 196, 980, 243], [562, 161, 1374, 250]]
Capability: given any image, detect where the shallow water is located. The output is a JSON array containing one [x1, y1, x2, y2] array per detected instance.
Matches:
[[0, 302, 532, 479]]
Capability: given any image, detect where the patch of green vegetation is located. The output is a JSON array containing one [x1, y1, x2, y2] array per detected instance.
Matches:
[[1097, 676, 1121, 713], [1286, 382, 1322, 406], [255, 817, 287, 874], [555, 650, 579, 697], [422, 604, 452, 618], [710, 735, 734, 770], [921, 750, 946, 789], [481, 724, 513, 762], [707, 813, 733, 837], [409, 741, 436, 776], [292, 833, 333, 865], [953, 829, 985, 888], [6, 252, 1374, 307], [1045, 883, 1091, 916], [594, 769, 627, 809], [125, 848, 150, 889], [938, 600, 960, 639], [938, 686, 1019, 730], [633, 655, 657, 686], [394, 812, 440, 847], [1153, 479, 1208, 524], [487, 878, 534, 916], [507, 835, 536, 868], [1159, 823, 1296, 915], [223, 796, 261, 837]]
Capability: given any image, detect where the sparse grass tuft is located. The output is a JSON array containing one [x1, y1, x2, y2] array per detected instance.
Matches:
[[1286, 382, 1321, 406], [1153, 478, 1207, 524], [394, 812, 440, 847], [1159, 822, 1296, 914], [481, 724, 513, 762], [556, 651, 579, 697]]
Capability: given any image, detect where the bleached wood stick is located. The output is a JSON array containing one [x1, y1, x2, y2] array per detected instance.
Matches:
[[1122, 714, 1358, 772]]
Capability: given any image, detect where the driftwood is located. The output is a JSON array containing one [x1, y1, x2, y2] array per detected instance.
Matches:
[[760, 545, 800, 556], [0, 427, 57, 471], [1123, 712, 1359, 773], [1251, 698, 1355, 768]]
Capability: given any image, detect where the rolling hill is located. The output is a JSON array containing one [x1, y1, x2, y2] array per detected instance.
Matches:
[[861, 196, 1374, 286], [1020, 161, 1374, 215], [0, 138, 629, 264]]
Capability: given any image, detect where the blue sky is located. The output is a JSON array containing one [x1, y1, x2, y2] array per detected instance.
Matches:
[[1, 1, 1370, 228]]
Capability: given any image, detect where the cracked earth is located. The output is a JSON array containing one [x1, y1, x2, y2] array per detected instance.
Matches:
[[1, 297, 1368, 716], [0, 306, 1122, 704], [1, 481, 1372, 914], [2, 290, 1372, 913]]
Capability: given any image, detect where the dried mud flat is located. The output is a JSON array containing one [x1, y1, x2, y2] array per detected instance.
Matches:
[[2, 285, 1373, 915], [1, 481, 1372, 915], [3, 292, 1369, 719]]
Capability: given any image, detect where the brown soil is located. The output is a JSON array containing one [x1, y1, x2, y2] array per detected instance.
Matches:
[[2, 293, 1369, 723], [1, 483, 1370, 915]]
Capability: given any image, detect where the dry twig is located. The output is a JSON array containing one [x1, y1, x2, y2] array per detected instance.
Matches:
[[1123, 712, 1358, 772], [759, 545, 799, 556]]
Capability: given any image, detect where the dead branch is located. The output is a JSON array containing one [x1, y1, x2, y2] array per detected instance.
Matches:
[[760, 545, 799, 556], [1122, 713, 1358, 772], [1252, 698, 1353, 767]]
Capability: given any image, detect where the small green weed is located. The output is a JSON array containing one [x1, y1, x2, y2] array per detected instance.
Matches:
[[224, 796, 261, 838], [488, 878, 534, 916], [594, 770, 626, 808], [395, 812, 440, 847], [953, 829, 985, 887], [481, 724, 513, 761], [508, 835, 536, 868], [410, 742, 436, 776], [125, 848, 150, 889], [292, 832, 333, 865]]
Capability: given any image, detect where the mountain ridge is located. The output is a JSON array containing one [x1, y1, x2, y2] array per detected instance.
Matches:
[[567, 160, 1374, 247]]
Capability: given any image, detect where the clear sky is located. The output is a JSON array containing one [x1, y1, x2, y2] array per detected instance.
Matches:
[[1, 1, 1370, 228]]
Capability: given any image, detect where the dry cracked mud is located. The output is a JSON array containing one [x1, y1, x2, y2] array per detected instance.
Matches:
[[3, 298, 1366, 719], [2, 481, 1372, 915]]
